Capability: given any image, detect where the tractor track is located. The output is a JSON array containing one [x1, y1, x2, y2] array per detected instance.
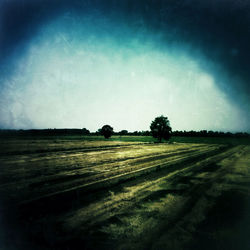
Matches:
[[1, 142, 249, 250], [18, 144, 229, 217]]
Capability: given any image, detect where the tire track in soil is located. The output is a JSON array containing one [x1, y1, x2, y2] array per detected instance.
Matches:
[[0, 142, 147, 156], [1, 144, 245, 250], [0, 144, 221, 203], [17, 145, 227, 215], [0, 144, 209, 184], [12, 145, 238, 250], [51, 146, 244, 250]]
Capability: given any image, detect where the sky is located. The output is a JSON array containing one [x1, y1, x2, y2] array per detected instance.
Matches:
[[0, 0, 250, 132]]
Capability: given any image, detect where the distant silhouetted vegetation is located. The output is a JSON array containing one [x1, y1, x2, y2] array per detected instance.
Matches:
[[82, 128, 90, 135], [118, 130, 128, 135], [172, 130, 250, 138], [0, 129, 249, 139], [0, 128, 88, 136]]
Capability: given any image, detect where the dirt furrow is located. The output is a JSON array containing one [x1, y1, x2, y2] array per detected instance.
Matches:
[[62, 145, 238, 227], [0, 141, 147, 156], [54, 146, 245, 250], [0, 144, 218, 197], [1, 142, 249, 250], [18, 144, 229, 219]]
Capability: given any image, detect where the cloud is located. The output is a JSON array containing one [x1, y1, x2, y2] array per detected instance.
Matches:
[[0, 0, 249, 131], [0, 14, 248, 132]]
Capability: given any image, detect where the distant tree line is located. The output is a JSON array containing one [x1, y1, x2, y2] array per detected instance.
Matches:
[[100, 129, 249, 138], [0, 128, 249, 138], [94, 130, 151, 136], [0, 128, 90, 136], [172, 130, 250, 138]]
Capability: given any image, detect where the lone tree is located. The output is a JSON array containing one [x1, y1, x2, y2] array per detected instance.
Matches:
[[150, 115, 172, 142], [100, 125, 114, 139]]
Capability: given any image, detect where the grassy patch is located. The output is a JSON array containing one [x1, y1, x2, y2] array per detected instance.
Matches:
[[1, 134, 249, 145]]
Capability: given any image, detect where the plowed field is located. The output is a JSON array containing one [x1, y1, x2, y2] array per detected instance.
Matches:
[[0, 138, 250, 250]]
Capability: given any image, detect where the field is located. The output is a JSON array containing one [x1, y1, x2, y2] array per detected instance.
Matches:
[[0, 136, 250, 250]]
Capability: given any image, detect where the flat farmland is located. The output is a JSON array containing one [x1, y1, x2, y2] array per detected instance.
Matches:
[[0, 137, 250, 250]]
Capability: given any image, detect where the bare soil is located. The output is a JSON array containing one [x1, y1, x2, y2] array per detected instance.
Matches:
[[0, 138, 249, 250]]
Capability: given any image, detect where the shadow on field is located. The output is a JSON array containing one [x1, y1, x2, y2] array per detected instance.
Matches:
[[186, 190, 250, 250]]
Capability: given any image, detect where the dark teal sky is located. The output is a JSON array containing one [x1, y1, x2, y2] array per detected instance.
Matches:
[[0, 0, 250, 132]]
